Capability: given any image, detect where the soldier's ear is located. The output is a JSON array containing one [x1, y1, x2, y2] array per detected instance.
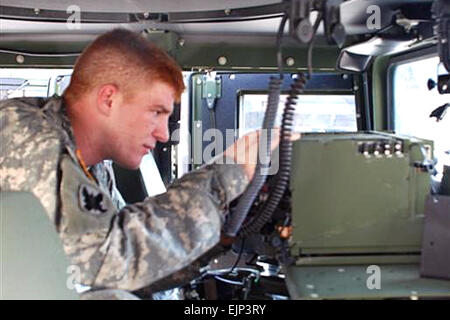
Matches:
[[97, 84, 118, 116]]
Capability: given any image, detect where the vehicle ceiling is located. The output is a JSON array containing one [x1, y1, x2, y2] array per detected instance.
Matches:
[[0, 0, 437, 70], [1, 0, 280, 13]]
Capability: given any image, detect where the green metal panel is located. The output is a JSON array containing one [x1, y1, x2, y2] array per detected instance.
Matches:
[[285, 264, 450, 300], [0, 53, 78, 68], [371, 54, 391, 131], [175, 43, 340, 71], [0, 33, 340, 71], [190, 73, 205, 170], [290, 132, 433, 256]]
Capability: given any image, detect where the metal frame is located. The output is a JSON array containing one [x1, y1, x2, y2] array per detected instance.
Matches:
[[0, 5, 143, 23], [361, 71, 373, 131], [0, 3, 286, 23], [167, 3, 285, 23], [189, 71, 356, 169]]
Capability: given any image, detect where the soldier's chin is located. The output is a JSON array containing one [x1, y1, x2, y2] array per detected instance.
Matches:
[[116, 156, 142, 170]]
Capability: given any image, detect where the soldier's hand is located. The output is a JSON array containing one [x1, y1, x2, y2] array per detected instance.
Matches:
[[223, 129, 301, 180]]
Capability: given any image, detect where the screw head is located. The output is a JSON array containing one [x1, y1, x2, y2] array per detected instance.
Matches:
[[218, 56, 227, 66], [286, 57, 295, 66], [16, 55, 25, 64]]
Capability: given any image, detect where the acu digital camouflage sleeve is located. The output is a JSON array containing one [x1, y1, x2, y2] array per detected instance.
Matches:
[[59, 152, 248, 292], [1, 99, 250, 292]]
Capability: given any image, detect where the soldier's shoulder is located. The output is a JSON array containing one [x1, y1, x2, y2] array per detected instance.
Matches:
[[1, 97, 58, 134], [0, 97, 46, 120], [0, 97, 46, 109]]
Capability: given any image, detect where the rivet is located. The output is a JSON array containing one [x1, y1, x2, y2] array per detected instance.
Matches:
[[16, 55, 25, 64], [286, 57, 295, 66], [218, 56, 227, 66]]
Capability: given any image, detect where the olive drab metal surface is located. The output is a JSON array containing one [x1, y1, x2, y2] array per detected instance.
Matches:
[[290, 132, 434, 257]]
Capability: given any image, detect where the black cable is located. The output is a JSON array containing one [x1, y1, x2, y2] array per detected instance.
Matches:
[[223, 14, 286, 237], [307, 11, 323, 79], [241, 74, 307, 236], [209, 108, 217, 157], [276, 14, 289, 79], [230, 237, 245, 274]]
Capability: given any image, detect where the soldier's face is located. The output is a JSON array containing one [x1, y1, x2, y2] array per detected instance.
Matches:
[[109, 80, 174, 169]]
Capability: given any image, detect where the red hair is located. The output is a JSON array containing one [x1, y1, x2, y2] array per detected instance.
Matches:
[[64, 29, 184, 105]]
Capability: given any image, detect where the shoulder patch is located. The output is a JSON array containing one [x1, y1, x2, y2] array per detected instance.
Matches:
[[79, 184, 108, 215]]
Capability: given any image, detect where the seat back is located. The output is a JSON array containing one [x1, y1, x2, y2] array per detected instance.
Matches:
[[1, 192, 78, 299]]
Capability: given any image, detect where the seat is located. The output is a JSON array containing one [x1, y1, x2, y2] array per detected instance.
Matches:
[[1, 191, 78, 299]]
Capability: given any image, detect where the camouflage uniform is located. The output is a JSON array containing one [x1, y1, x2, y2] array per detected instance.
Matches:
[[0, 96, 248, 295]]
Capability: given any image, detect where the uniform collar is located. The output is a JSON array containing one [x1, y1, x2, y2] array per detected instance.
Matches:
[[41, 95, 78, 161]]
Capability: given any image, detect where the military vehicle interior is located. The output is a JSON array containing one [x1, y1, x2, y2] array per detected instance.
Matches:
[[1, 0, 450, 299]]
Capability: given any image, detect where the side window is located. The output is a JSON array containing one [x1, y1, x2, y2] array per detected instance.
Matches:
[[0, 68, 73, 100], [239, 93, 357, 137], [392, 56, 450, 177]]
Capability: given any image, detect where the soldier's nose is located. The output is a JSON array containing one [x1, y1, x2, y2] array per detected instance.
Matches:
[[154, 122, 169, 143]]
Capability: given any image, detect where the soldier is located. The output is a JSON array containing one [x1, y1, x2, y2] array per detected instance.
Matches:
[[0, 29, 280, 299]]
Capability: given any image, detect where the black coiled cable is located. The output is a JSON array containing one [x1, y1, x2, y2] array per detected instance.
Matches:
[[240, 74, 307, 236], [224, 76, 283, 237], [223, 14, 288, 237]]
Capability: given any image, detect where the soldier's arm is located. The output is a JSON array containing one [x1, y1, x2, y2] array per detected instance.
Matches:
[[59, 153, 249, 292]]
